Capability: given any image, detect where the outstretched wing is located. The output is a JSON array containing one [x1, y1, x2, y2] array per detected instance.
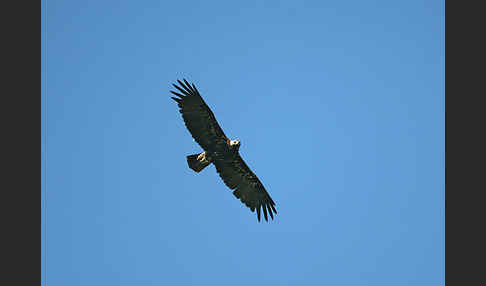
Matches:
[[170, 79, 228, 151], [213, 155, 277, 222]]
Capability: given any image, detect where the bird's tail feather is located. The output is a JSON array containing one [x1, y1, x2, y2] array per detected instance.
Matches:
[[186, 152, 211, 173]]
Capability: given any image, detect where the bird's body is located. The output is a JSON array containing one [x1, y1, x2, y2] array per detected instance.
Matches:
[[170, 79, 277, 222]]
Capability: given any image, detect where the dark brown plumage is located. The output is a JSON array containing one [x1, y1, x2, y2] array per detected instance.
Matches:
[[170, 79, 277, 222]]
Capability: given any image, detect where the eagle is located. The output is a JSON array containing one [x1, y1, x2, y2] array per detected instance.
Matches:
[[170, 79, 277, 222]]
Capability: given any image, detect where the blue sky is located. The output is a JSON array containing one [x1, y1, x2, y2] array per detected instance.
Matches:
[[42, 0, 444, 285]]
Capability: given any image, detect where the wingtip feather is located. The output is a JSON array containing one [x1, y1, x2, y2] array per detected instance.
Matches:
[[177, 79, 193, 94], [191, 83, 200, 95], [170, 90, 186, 98], [183, 79, 194, 92], [270, 203, 277, 214], [262, 204, 269, 222], [173, 84, 191, 96], [267, 204, 274, 220]]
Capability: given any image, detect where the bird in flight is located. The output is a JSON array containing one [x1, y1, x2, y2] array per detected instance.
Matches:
[[170, 79, 277, 222]]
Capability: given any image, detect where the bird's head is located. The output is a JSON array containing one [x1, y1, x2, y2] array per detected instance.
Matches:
[[230, 139, 241, 150]]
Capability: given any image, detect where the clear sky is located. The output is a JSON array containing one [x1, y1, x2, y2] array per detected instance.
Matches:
[[42, 0, 444, 285]]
